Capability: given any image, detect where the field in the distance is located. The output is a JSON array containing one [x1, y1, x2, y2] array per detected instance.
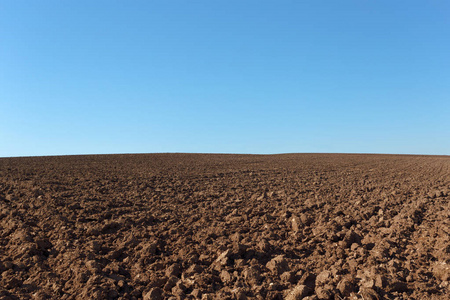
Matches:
[[0, 153, 449, 300]]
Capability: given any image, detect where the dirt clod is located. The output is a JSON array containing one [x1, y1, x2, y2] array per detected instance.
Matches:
[[285, 284, 309, 300], [266, 255, 289, 275], [143, 287, 163, 300]]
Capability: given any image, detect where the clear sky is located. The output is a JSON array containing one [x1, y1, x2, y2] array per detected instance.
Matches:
[[1, 1, 449, 157]]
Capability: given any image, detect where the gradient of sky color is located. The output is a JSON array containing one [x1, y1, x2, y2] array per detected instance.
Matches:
[[1, 1, 449, 157]]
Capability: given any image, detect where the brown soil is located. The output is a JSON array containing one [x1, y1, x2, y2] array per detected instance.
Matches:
[[0, 153, 448, 300]]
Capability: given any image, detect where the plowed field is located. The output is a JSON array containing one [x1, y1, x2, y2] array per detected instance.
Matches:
[[0, 153, 449, 300]]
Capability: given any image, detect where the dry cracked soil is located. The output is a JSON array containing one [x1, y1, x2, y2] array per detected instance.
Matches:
[[0, 153, 449, 300]]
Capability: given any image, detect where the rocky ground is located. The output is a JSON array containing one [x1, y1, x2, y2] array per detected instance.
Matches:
[[0, 153, 448, 300]]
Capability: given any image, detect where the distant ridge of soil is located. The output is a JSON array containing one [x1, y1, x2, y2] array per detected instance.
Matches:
[[0, 153, 448, 300]]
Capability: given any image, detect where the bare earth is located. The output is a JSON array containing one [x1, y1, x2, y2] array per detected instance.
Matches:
[[0, 153, 449, 300]]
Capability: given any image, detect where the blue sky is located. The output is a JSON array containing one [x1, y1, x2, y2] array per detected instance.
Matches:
[[1, 1, 449, 157]]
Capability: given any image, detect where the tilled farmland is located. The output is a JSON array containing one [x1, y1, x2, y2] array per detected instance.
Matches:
[[0, 153, 449, 300]]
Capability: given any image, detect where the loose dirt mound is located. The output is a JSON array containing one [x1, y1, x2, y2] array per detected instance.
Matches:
[[0, 153, 448, 299]]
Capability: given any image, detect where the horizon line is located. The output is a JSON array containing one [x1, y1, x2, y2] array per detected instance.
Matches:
[[0, 151, 448, 159]]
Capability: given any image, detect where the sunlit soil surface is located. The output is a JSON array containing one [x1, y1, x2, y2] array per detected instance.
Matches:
[[0, 153, 449, 299]]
